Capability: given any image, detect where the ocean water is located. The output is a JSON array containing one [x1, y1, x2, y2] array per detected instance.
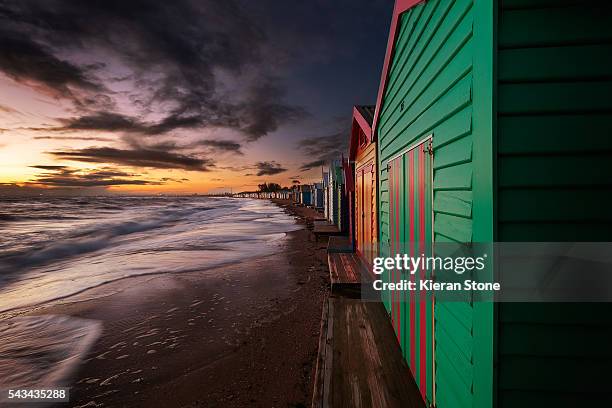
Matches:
[[0, 196, 300, 395], [0, 196, 300, 315]]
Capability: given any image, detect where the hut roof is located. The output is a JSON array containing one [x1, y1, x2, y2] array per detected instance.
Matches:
[[349, 105, 375, 161]]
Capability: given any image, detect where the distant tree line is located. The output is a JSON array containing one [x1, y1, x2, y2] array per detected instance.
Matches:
[[257, 182, 286, 192]]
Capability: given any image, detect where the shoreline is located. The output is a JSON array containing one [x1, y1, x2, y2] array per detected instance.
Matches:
[[13, 199, 329, 407]]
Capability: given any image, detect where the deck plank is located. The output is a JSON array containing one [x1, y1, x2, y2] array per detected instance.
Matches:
[[313, 298, 425, 408], [327, 253, 364, 295]]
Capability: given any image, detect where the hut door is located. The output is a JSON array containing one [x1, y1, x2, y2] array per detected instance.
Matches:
[[388, 137, 434, 404], [361, 162, 374, 264]]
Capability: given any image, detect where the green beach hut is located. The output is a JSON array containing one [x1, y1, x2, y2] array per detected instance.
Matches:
[[374, 0, 612, 407]]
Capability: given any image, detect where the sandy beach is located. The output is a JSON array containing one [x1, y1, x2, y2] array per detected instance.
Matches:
[[17, 201, 329, 408]]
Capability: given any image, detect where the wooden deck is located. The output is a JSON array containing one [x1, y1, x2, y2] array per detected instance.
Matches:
[[327, 253, 365, 295], [312, 298, 425, 408], [326, 236, 353, 253]]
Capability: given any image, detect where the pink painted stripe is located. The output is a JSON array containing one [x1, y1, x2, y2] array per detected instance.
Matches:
[[395, 158, 401, 343], [418, 143, 427, 399], [389, 161, 395, 331]]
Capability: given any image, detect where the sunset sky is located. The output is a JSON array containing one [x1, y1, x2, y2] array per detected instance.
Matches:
[[0, 0, 392, 195]]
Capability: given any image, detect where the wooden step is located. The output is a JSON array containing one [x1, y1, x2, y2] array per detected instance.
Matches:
[[314, 221, 341, 237], [327, 253, 366, 295], [327, 236, 353, 253], [312, 298, 425, 408]]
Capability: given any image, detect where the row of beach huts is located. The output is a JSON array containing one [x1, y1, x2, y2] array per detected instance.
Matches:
[[241, 1, 612, 407]]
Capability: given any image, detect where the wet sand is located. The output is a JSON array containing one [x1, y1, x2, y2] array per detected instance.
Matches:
[[24, 200, 329, 407]]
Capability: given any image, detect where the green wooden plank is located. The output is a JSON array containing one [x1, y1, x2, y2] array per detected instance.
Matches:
[[499, 222, 612, 242], [434, 135, 472, 169], [383, 1, 437, 116], [435, 337, 473, 390], [435, 363, 472, 408], [502, 0, 608, 9], [470, 2, 495, 408], [432, 105, 472, 149], [435, 311, 473, 362], [498, 154, 612, 187], [499, 322, 612, 357], [383, 0, 459, 120], [499, 6, 612, 48], [381, 72, 473, 160], [498, 355, 611, 392], [434, 162, 472, 190], [386, 7, 422, 97], [498, 114, 612, 154], [434, 190, 473, 218], [499, 81, 612, 114], [499, 44, 612, 82], [437, 300, 474, 331], [434, 213, 473, 244], [381, 23, 474, 141], [499, 390, 610, 408], [499, 188, 612, 222], [499, 303, 612, 325]]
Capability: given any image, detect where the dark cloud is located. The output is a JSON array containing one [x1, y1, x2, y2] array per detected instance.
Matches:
[[30, 165, 69, 170], [28, 166, 161, 187], [193, 139, 243, 155], [255, 161, 286, 176], [0, 32, 103, 101], [299, 159, 326, 171], [33, 135, 115, 142], [48, 147, 213, 171], [238, 81, 307, 141], [0, 0, 305, 140], [49, 112, 145, 133], [297, 131, 347, 171], [160, 177, 186, 183]]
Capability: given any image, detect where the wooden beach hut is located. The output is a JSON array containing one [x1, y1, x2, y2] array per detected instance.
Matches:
[[322, 172, 330, 219], [348, 105, 377, 265], [313, 182, 324, 210], [298, 184, 312, 206], [328, 159, 349, 232], [326, 160, 340, 227], [374, 0, 612, 407]]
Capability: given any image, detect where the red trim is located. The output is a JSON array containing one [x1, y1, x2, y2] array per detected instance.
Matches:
[[389, 159, 395, 334], [372, 0, 425, 140], [418, 143, 426, 399], [349, 106, 374, 161], [408, 149, 415, 375]]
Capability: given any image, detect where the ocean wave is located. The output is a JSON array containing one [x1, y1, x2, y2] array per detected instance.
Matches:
[[0, 315, 101, 399], [0, 197, 300, 313], [0, 206, 213, 273]]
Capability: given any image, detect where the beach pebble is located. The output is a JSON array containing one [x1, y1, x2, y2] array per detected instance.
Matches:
[[147, 349, 157, 354]]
